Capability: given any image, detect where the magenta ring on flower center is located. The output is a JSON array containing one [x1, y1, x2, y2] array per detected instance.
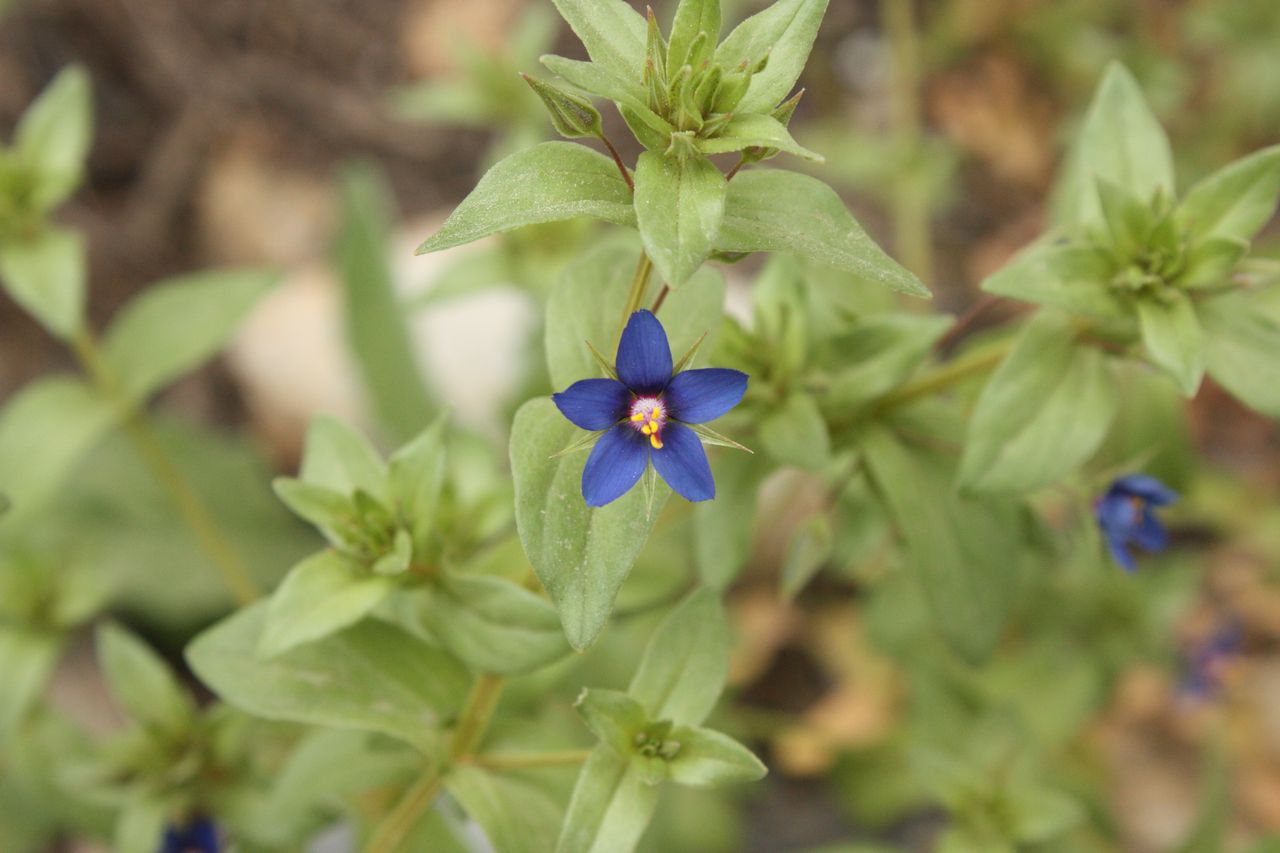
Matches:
[[628, 396, 667, 448]]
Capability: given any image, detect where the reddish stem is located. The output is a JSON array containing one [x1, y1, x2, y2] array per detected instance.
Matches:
[[600, 134, 634, 192]]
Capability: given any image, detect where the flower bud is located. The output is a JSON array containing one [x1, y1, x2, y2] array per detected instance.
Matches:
[[521, 74, 603, 140]]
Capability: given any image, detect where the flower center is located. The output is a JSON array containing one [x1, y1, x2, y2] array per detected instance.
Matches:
[[628, 396, 667, 450]]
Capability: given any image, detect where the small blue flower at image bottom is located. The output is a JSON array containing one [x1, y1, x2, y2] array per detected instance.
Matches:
[[553, 309, 748, 507], [1094, 474, 1179, 572], [160, 817, 220, 853]]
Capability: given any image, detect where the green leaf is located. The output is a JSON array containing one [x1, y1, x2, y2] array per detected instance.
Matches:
[[861, 426, 1020, 663], [759, 392, 830, 470], [1199, 290, 1280, 417], [559, 748, 660, 853], [1008, 786, 1084, 844], [338, 164, 435, 441], [445, 765, 565, 853], [1137, 292, 1205, 395], [666, 726, 766, 787], [716, 0, 829, 114], [96, 623, 195, 734], [1178, 144, 1280, 243], [0, 627, 61, 740], [187, 601, 467, 753], [550, 0, 648, 84], [668, 0, 721, 71], [980, 240, 1125, 317], [273, 477, 354, 542], [388, 414, 449, 552], [545, 240, 725, 389], [1053, 62, 1174, 232], [100, 268, 276, 404], [416, 142, 636, 254], [634, 152, 726, 288], [780, 514, 833, 599], [539, 56, 666, 133], [0, 226, 85, 339], [1178, 237, 1249, 289], [694, 452, 764, 591], [696, 113, 822, 162], [426, 571, 571, 675], [823, 314, 952, 411], [114, 797, 168, 853], [259, 551, 396, 657], [628, 589, 730, 726], [577, 688, 649, 757], [717, 169, 928, 297], [958, 312, 1119, 494], [12, 66, 93, 212], [0, 376, 115, 520], [299, 415, 388, 497], [510, 398, 668, 650]]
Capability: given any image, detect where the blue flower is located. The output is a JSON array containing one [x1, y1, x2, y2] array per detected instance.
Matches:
[[1094, 474, 1178, 572], [552, 310, 748, 507], [160, 817, 220, 853]]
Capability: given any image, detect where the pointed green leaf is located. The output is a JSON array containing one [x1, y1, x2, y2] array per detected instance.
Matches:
[[426, 571, 571, 675], [510, 398, 668, 650], [694, 452, 765, 590], [259, 551, 396, 657], [959, 312, 1119, 494], [338, 164, 435, 441], [862, 426, 1021, 663], [1053, 62, 1174, 231], [666, 725, 766, 787], [0, 627, 61, 740], [980, 240, 1125, 317], [780, 514, 833, 599], [717, 169, 928, 296], [187, 601, 468, 753], [823, 313, 952, 411], [1200, 290, 1280, 417], [557, 749, 659, 853], [101, 268, 277, 404], [445, 766, 565, 853], [539, 56, 661, 129], [716, 0, 829, 113], [550, 0, 648, 83], [0, 225, 85, 339], [1178, 144, 1280, 243], [299, 415, 387, 497], [1137, 292, 1205, 395], [759, 392, 830, 470], [628, 589, 730, 726], [417, 143, 636, 254], [97, 623, 195, 734], [696, 113, 822, 161], [634, 151, 726, 288], [668, 0, 721, 71], [388, 414, 448, 551], [12, 66, 93, 212], [0, 376, 115, 520]]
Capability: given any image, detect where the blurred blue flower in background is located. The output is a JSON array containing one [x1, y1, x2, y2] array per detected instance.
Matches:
[[1095, 474, 1179, 571], [160, 817, 220, 853]]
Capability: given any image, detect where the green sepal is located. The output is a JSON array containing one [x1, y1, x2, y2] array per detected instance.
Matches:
[[521, 73, 604, 139], [1136, 291, 1205, 395]]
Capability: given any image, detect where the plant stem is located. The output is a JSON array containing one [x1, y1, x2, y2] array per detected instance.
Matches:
[[364, 674, 507, 853], [616, 252, 654, 344], [467, 749, 593, 771], [651, 284, 670, 314], [725, 155, 747, 182], [69, 331, 260, 605], [883, 0, 933, 284], [874, 340, 1011, 413], [599, 133, 635, 192]]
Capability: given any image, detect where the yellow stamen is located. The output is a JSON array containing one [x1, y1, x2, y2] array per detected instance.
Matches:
[[631, 412, 646, 422], [649, 434, 663, 449], [641, 424, 654, 435]]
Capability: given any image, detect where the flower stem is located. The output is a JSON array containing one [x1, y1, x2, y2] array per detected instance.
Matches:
[[875, 340, 1011, 412], [69, 330, 260, 605], [616, 252, 654, 344], [363, 674, 506, 853], [651, 284, 670, 314], [725, 155, 747, 182], [467, 749, 593, 771], [599, 133, 634, 192]]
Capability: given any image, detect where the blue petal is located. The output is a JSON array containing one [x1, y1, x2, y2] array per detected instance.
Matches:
[[1131, 509, 1169, 552], [1105, 532, 1137, 572], [582, 425, 650, 507], [1112, 474, 1179, 507], [664, 368, 748, 424], [615, 310, 672, 393], [553, 378, 631, 430], [650, 422, 714, 502], [1095, 493, 1139, 537]]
